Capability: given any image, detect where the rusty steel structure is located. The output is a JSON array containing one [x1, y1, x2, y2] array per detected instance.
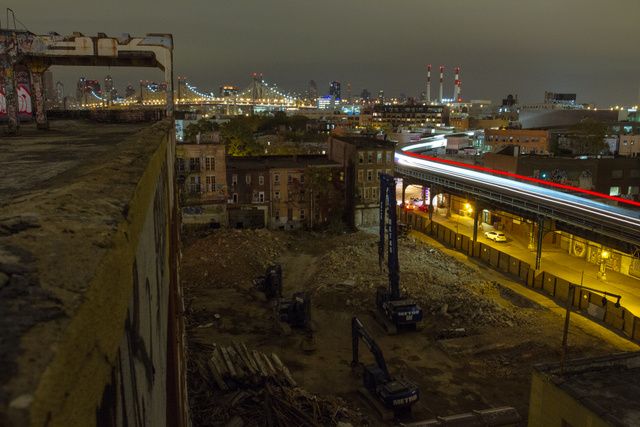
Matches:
[[0, 29, 173, 133]]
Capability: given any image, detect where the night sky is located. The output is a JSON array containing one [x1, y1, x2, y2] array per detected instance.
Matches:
[[6, 0, 640, 106]]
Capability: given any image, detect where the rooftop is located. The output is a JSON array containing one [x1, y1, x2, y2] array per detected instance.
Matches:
[[227, 154, 340, 170], [330, 135, 396, 149], [535, 352, 640, 426], [0, 120, 171, 417]]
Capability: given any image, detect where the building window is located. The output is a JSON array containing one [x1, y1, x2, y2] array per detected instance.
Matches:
[[275, 209, 280, 221], [189, 157, 201, 172], [628, 186, 639, 195], [189, 176, 201, 193], [205, 156, 215, 171], [232, 174, 238, 186], [288, 174, 293, 184], [246, 174, 252, 184], [368, 152, 374, 163], [258, 191, 265, 203], [358, 153, 364, 164], [609, 186, 620, 196], [274, 191, 280, 200], [206, 175, 215, 192], [611, 170, 623, 179], [630, 170, 640, 178], [367, 170, 373, 181], [300, 209, 305, 220], [377, 151, 382, 164], [259, 175, 264, 185], [300, 174, 305, 184], [358, 170, 364, 182], [386, 152, 392, 164], [300, 190, 305, 201], [232, 193, 238, 203], [274, 173, 280, 184], [177, 157, 185, 172]]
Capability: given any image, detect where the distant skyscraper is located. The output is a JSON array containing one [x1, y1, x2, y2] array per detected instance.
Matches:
[[308, 80, 318, 100], [329, 81, 341, 100], [378, 90, 384, 104], [360, 89, 371, 101], [125, 84, 136, 98], [76, 77, 86, 101], [104, 75, 114, 93], [43, 71, 55, 102]]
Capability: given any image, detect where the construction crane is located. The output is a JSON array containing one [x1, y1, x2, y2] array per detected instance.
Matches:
[[351, 316, 420, 413], [376, 173, 423, 333]]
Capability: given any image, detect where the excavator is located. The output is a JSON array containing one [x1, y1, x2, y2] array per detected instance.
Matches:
[[351, 316, 420, 414], [376, 173, 423, 334], [253, 264, 312, 331], [253, 264, 283, 299]]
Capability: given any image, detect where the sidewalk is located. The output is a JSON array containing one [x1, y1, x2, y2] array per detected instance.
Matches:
[[412, 209, 640, 316], [408, 229, 640, 351]]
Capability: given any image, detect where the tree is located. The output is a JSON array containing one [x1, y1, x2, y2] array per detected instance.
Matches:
[[571, 119, 607, 155], [184, 118, 219, 142], [220, 117, 262, 156]]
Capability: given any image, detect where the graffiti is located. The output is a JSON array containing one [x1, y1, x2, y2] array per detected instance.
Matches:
[[17, 84, 31, 114], [98, 169, 171, 426], [0, 87, 5, 115]]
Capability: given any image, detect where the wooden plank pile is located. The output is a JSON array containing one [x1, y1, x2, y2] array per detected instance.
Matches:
[[188, 341, 361, 426], [207, 341, 297, 390]]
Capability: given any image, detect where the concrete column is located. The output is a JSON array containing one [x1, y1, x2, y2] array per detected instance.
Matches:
[[421, 186, 427, 204], [473, 204, 480, 243], [401, 182, 407, 207], [527, 220, 535, 250], [445, 194, 452, 218], [535, 217, 545, 270], [428, 191, 434, 234], [3, 64, 20, 134], [29, 66, 49, 130]]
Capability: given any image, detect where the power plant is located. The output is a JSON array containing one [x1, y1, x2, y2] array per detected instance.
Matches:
[[426, 64, 431, 103], [426, 64, 462, 104]]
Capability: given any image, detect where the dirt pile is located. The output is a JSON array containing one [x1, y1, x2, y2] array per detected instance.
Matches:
[[312, 233, 530, 328], [181, 228, 291, 291]]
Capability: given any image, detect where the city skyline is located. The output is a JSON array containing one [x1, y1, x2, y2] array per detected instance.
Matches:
[[6, 0, 640, 106]]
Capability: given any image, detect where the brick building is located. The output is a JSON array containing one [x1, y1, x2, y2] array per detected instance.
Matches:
[[619, 134, 640, 157], [227, 155, 344, 229], [484, 129, 551, 155], [176, 132, 228, 226], [328, 135, 395, 228]]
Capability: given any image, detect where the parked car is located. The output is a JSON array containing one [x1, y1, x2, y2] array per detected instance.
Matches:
[[484, 230, 507, 242]]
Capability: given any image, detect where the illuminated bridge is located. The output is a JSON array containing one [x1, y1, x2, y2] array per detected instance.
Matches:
[[81, 74, 315, 110]]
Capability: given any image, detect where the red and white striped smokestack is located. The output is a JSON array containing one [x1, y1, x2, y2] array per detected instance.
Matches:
[[426, 64, 431, 103], [438, 65, 444, 103], [453, 66, 460, 102]]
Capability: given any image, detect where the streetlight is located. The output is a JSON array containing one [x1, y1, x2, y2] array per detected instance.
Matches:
[[597, 249, 610, 280]]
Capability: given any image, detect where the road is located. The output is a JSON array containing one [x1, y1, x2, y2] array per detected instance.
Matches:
[[404, 206, 640, 317]]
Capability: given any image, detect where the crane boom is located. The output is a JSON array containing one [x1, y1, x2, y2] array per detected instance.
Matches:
[[379, 173, 400, 300], [352, 316, 390, 380]]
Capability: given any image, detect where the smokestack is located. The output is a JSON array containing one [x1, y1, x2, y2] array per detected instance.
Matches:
[[426, 64, 431, 103], [453, 67, 460, 102], [438, 65, 444, 103]]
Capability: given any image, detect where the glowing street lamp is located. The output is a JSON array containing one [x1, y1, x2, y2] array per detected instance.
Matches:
[[597, 249, 610, 280]]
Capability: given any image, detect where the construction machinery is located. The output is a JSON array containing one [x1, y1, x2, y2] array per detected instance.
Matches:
[[276, 291, 311, 329], [253, 264, 283, 299], [376, 173, 423, 333], [351, 316, 420, 414]]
